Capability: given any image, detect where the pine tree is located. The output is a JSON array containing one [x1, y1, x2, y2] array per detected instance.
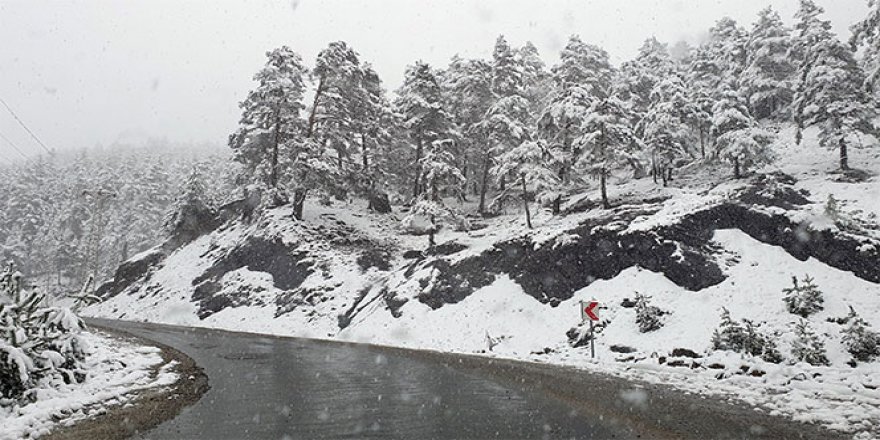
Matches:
[[492, 139, 559, 228], [712, 308, 782, 363], [782, 275, 824, 317], [641, 73, 696, 185], [517, 41, 552, 117], [742, 6, 795, 120], [841, 306, 880, 362], [849, 0, 880, 95], [441, 56, 494, 203], [229, 46, 307, 195], [163, 165, 218, 249], [0, 263, 87, 400], [405, 140, 465, 248], [539, 36, 615, 212], [395, 61, 452, 199], [711, 88, 775, 178], [791, 319, 830, 366], [474, 36, 530, 214], [574, 95, 641, 209], [792, 0, 879, 167], [712, 307, 746, 351], [634, 293, 664, 332], [620, 37, 676, 117]]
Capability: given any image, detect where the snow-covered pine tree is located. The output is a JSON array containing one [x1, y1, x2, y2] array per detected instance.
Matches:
[[473, 36, 529, 214], [712, 307, 746, 351], [633, 293, 664, 333], [517, 41, 552, 117], [479, 94, 533, 214], [307, 41, 391, 204], [712, 308, 782, 363], [575, 95, 641, 209], [841, 306, 880, 362], [229, 46, 307, 197], [405, 140, 465, 248], [850, 0, 880, 95], [0, 263, 87, 401], [711, 87, 775, 178], [791, 319, 830, 366], [395, 61, 452, 199], [620, 37, 676, 117], [538, 36, 614, 212], [440, 56, 494, 202], [782, 274, 824, 317], [742, 6, 795, 120], [641, 73, 695, 185], [492, 139, 559, 228], [163, 165, 218, 249], [792, 4, 879, 170], [350, 63, 395, 212]]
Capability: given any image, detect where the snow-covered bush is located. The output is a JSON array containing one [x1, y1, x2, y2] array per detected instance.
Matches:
[[782, 275, 824, 318], [791, 320, 829, 366], [841, 307, 880, 363], [0, 263, 87, 404], [711, 308, 782, 363], [634, 293, 665, 333]]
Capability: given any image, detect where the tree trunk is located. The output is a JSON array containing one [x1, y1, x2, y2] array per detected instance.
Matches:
[[600, 170, 610, 209], [699, 127, 705, 159], [667, 167, 673, 183], [361, 132, 369, 171], [733, 158, 741, 179], [521, 177, 532, 229], [651, 151, 658, 184], [840, 139, 850, 170], [478, 149, 491, 214], [306, 77, 325, 139], [428, 178, 437, 249], [293, 189, 307, 220], [428, 216, 436, 248], [270, 111, 280, 188], [413, 136, 423, 198]]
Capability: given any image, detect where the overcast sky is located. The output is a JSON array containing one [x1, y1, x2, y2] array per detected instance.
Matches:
[[0, 0, 870, 162]]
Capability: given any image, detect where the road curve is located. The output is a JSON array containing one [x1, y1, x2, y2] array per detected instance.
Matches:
[[91, 319, 839, 440]]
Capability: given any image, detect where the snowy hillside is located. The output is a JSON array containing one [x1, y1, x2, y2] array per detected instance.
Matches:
[[84, 126, 880, 436]]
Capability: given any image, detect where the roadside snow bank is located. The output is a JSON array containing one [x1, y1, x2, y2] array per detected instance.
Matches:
[[0, 331, 177, 440]]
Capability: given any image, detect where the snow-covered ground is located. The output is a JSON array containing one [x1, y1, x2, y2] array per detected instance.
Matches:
[[0, 331, 177, 440], [84, 126, 880, 437]]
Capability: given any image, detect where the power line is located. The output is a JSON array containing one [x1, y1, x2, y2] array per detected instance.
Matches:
[[0, 96, 53, 155], [0, 129, 31, 161]]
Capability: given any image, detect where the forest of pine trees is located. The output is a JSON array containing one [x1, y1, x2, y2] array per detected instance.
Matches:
[[0, 144, 231, 292], [226, 1, 878, 233]]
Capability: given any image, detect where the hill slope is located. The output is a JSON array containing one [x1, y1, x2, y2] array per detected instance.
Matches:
[[85, 127, 880, 436]]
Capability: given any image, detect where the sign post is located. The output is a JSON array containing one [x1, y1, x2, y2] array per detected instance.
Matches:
[[580, 300, 599, 359]]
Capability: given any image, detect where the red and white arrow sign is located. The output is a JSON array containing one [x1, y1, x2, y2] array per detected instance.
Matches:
[[582, 301, 599, 321]]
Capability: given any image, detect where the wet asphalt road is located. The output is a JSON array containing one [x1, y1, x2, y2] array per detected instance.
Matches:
[[96, 319, 634, 440], [92, 319, 838, 440]]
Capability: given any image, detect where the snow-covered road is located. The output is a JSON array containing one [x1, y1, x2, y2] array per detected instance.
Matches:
[[92, 319, 840, 439]]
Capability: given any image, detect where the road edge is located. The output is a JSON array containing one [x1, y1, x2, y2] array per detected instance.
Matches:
[[42, 324, 210, 440]]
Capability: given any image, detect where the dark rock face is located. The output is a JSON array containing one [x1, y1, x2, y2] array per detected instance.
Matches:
[[163, 202, 220, 253], [368, 192, 392, 214], [191, 236, 313, 318], [96, 248, 165, 298], [415, 200, 880, 310], [356, 249, 392, 272]]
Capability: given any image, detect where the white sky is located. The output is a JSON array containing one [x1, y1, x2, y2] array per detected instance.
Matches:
[[0, 0, 870, 162]]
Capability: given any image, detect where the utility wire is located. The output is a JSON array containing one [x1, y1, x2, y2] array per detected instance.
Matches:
[[0, 129, 31, 161], [0, 96, 53, 155]]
